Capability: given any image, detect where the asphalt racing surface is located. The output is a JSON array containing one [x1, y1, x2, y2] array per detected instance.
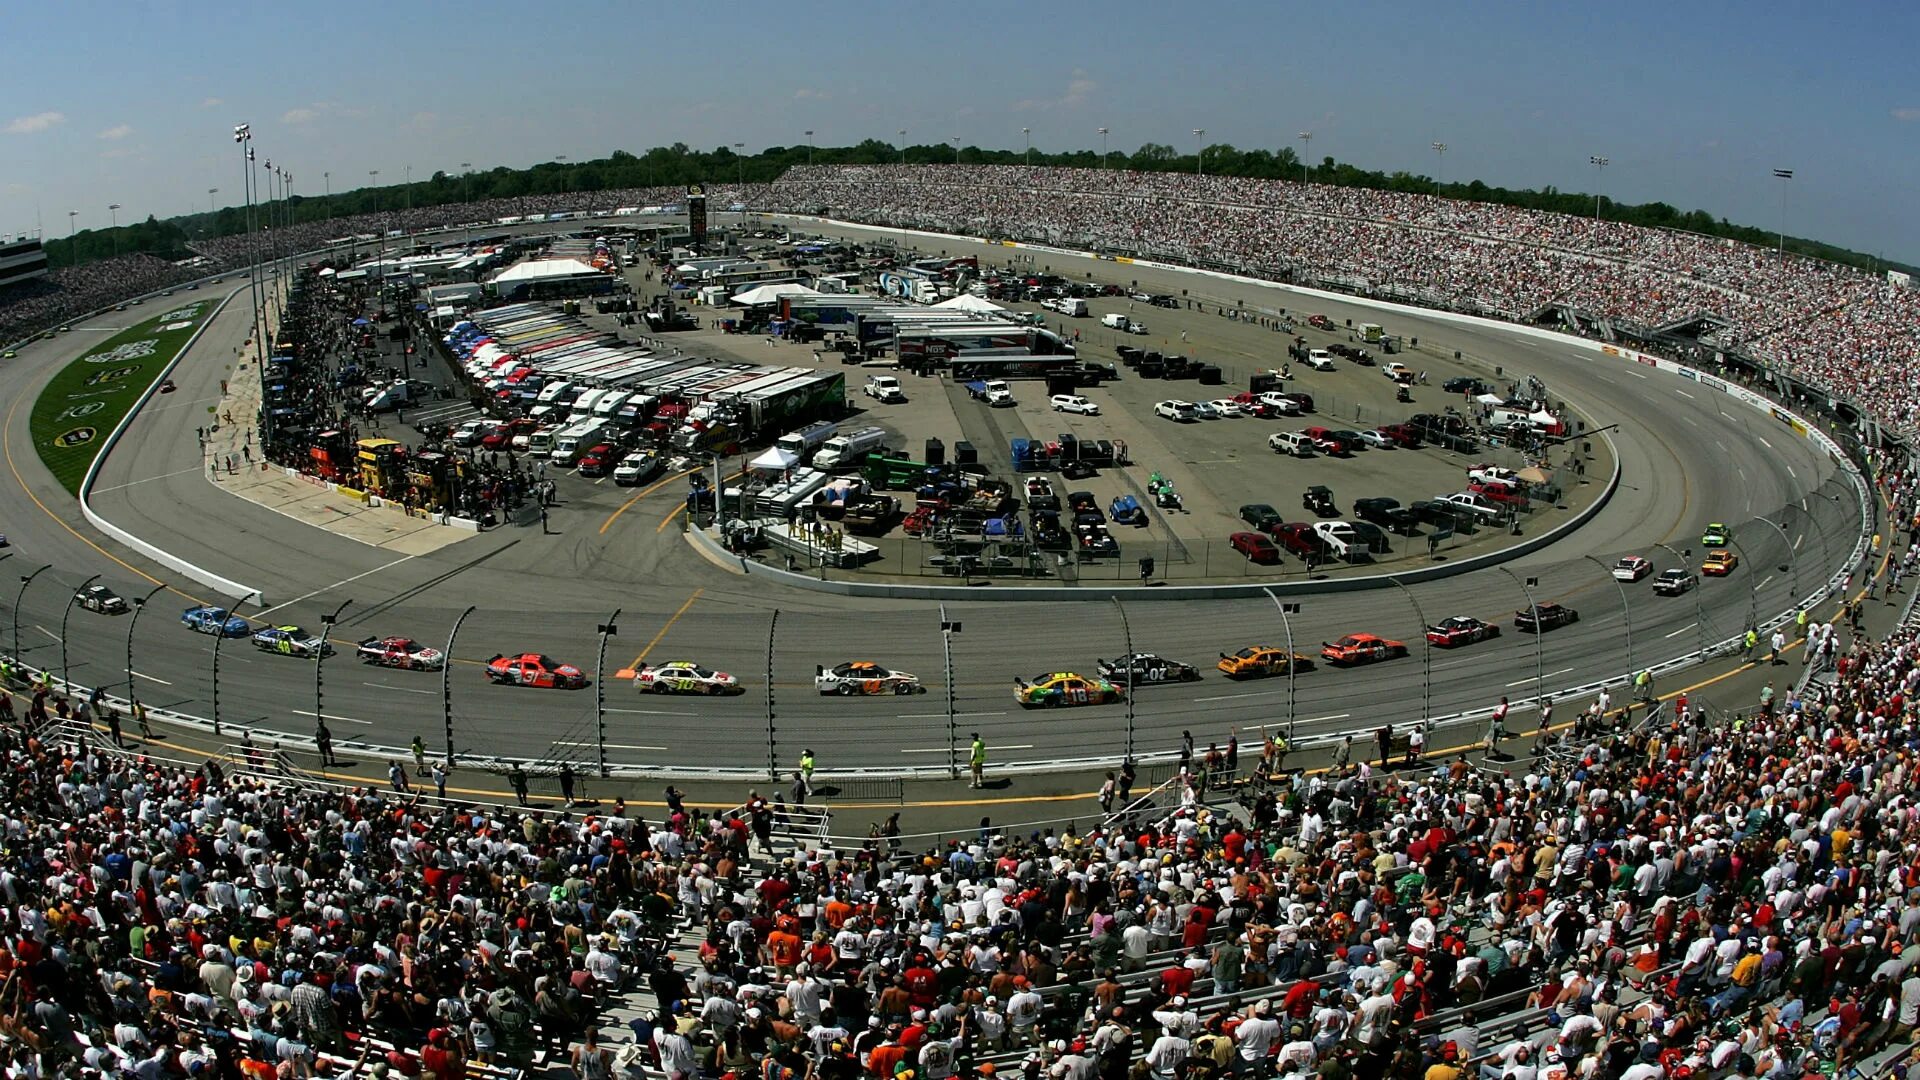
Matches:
[[0, 222, 1859, 774]]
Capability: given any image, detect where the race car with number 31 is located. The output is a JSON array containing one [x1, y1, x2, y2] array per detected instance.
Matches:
[[814, 661, 924, 696], [252, 625, 335, 658], [1320, 633, 1409, 666], [486, 653, 587, 689], [634, 661, 741, 695], [1014, 672, 1124, 708], [1424, 616, 1501, 648], [356, 636, 447, 670]]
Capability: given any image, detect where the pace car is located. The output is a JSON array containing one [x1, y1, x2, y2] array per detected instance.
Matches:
[[487, 653, 587, 689], [1425, 616, 1501, 648], [1013, 672, 1123, 708], [1216, 646, 1314, 679], [1702, 550, 1739, 576], [356, 636, 446, 670], [635, 660, 740, 695], [252, 625, 334, 658], [76, 584, 128, 614], [1097, 653, 1203, 685], [1514, 603, 1580, 632], [181, 606, 251, 637], [1320, 633, 1409, 666], [814, 661, 923, 695]]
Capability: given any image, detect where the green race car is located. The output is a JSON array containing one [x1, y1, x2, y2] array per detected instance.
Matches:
[[1700, 523, 1730, 547]]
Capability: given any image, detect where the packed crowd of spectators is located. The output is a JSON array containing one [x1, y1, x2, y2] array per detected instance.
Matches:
[[6, 164, 1913, 440], [0, 256, 212, 344]]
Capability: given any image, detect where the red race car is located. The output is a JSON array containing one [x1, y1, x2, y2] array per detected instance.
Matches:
[[1424, 616, 1501, 648], [356, 636, 446, 670], [1321, 633, 1409, 666], [485, 652, 586, 689]]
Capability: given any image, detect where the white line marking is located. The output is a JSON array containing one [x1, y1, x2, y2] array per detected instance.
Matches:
[[1194, 689, 1284, 703], [1504, 666, 1576, 687], [132, 670, 172, 685], [35, 625, 57, 641], [601, 743, 669, 751], [1786, 465, 1797, 479], [1664, 622, 1698, 639], [291, 709, 373, 725], [1715, 440, 1727, 452], [897, 711, 1006, 719], [1305, 712, 1349, 722], [900, 744, 1035, 754], [1757, 436, 1773, 449], [1630, 370, 1648, 378], [1674, 389, 1694, 399], [604, 707, 696, 716], [1758, 575, 1773, 589], [1793, 534, 1804, 550], [90, 466, 208, 493], [363, 682, 435, 695], [254, 555, 419, 617]]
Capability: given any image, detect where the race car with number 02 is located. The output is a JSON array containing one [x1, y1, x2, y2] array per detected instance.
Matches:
[[486, 653, 587, 689], [181, 606, 252, 637], [1424, 616, 1502, 648], [1320, 633, 1410, 666], [1216, 646, 1315, 680], [1096, 653, 1203, 686], [1013, 672, 1124, 709], [813, 661, 924, 696], [251, 625, 335, 658], [355, 636, 447, 670], [634, 660, 741, 695], [1513, 603, 1580, 632], [75, 584, 129, 614]]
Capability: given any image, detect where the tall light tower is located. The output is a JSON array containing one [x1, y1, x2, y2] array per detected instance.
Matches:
[[898, 129, 907, 164], [1430, 142, 1448, 191], [1589, 155, 1610, 219], [1296, 131, 1312, 183], [107, 203, 122, 257], [1193, 129, 1206, 175], [949, 137, 960, 165], [804, 131, 814, 167], [1098, 127, 1110, 168], [1772, 168, 1794, 254], [1022, 127, 1031, 166], [66, 210, 76, 266]]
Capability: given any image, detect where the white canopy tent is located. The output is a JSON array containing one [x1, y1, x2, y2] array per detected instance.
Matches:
[[934, 293, 1006, 314], [748, 446, 800, 472], [731, 282, 821, 306]]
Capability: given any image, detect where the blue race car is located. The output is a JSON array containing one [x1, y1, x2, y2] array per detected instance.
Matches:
[[181, 606, 251, 637]]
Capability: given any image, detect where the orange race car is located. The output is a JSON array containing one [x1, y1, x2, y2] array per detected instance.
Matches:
[[485, 652, 587, 689], [1320, 633, 1409, 666]]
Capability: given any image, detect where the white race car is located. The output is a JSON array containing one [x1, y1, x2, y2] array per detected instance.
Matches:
[[634, 661, 741, 695], [814, 661, 925, 696]]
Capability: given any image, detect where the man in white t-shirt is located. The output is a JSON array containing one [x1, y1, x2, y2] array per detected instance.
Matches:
[[1235, 999, 1281, 1068]]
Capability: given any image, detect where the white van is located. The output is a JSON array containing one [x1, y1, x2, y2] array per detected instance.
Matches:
[[1100, 313, 1132, 331], [550, 418, 610, 465], [1268, 431, 1315, 457], [813, 426, 888, 470], [526, 426, 561, 457]]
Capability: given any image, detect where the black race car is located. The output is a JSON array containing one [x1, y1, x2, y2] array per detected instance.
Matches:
[[1514, 603, 1580, 632], [1095, 653, 1202, 686]]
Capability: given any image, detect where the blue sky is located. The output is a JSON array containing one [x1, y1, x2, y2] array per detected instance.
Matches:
[[4, 0, 1917, 261]]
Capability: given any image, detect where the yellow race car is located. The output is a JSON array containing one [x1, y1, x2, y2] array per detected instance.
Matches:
[[1013, 672, 1123, 708], [1216, 646, 1316, 679], [1702, 550, 1739, 576]]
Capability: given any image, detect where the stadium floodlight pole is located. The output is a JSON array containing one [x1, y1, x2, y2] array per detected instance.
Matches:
[[1387, 577, 1433, 733], [898, 130, 907, 164], [1498, 568, 1547, 708], [1430, 142, 1447, 191], [803, 132, 814, 167], [596, 609, 620, 778], [12, 564, 51, 667], [323, 172, 331, 219], [107, 203, 122, 257], [1655, 542, 1708, 657], [65, 211, 77, 267], [939, 605, 960, 780], [1193, 129, 1206, 175], [1297, 132, 1311, 183], [1112, 598, 1136, 759], [764, 610, 778, 781], [314, 600, 351, 738], [1581, 554, 1635, 683], [949, 137, 960, 165], [1262, 589, 1302, 740], [234, 124, 265, 374], [125, 584, 167, 696], [59, 574, 101, 689], [442, 606, 475, 767], [1098, 127, 1110, 168], [207, 188, 218, 217], [1588, 156, 1609, 220], [1022, 127, 1031, 166], [1772, 168, 1793, 254]]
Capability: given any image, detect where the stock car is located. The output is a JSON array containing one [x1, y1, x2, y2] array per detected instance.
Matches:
[[1216, 646, 1314, 679], [75, 584, 128, 614], [1514, 603, 1580, 632], [1097, 653, 1203, 685], [356, 636, 447, 670], [1320, 633, 1409, 666], [486, 652, 587, 689], [1702, 550, 1739, 576], [1013, 672, 1124, 708], [1611, 556, 1654, 581], [181, 606, 251, 637], [1653, 568, 1699, 596], [635, 660, 740, 695], [1425, 616, 1501, 648], [814, 661, 924, 695], [252, 625, 334, 658]]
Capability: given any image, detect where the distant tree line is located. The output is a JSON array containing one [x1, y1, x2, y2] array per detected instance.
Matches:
[[38, 141, 1914, 276]]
